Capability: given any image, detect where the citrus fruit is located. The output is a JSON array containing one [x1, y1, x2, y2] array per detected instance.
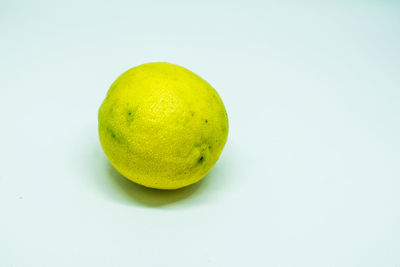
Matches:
[[98, 62, 228, 189]]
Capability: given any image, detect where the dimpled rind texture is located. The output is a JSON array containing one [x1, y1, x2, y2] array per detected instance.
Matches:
[[98, 62, 229, 189]]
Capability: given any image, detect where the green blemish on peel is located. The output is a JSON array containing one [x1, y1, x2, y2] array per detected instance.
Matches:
[[106, 126, 122, 144], [126, 107, 138, 124]]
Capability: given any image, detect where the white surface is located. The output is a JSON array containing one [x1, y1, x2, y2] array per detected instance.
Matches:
[[1, 1, 400, 266]]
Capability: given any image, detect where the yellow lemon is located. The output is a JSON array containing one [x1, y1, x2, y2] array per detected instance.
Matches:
[[98, 62, 229, 189]]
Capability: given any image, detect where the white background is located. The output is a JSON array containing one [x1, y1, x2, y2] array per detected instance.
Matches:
[[1, 1, 400, 266]]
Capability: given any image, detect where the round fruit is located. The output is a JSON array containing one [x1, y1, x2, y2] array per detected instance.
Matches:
[[98, 62, 228, 189]]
